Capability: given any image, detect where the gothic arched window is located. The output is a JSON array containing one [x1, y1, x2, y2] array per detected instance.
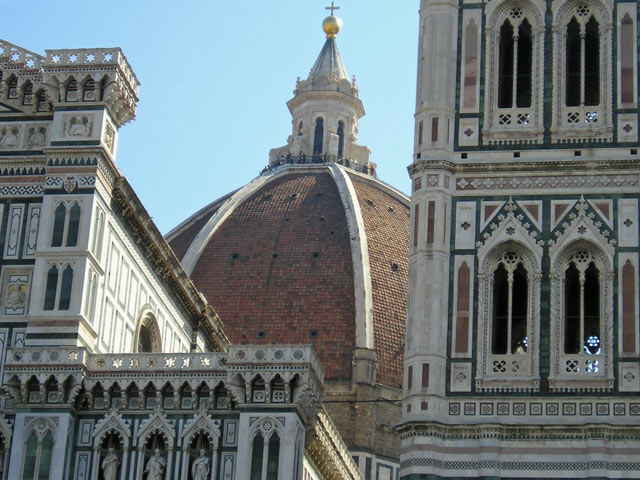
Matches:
[[51, 204, 66, 247], [22, 82, 33, 106], [564, 251, 601, 356], [66, 203, 81, 247], [313, 117, 324, 155], [476, 242, 541, 392], [549, 239, 614, 390], [249, 423, 281, 480], [7, 76, 18, 99], [483, 2, 544, 144], [250, 433, 264, 480], [552, 1, 612, 141], [498, 18, 532, 109], [21, 421, 54, 480], [83, 79, 96, 101], [565, 15, 600, 107], [491, 256, 528, 355], [65, 79, 78, 102]]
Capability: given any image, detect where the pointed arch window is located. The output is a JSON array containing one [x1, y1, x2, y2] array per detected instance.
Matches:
[[552, 2, 611, 138], [484, 5, 543, 142], [313, 118, 324, 155], [549, 241, 614, 390], [476, 243, 541, 391], [36, 91, 48, 112], [43, 264, 73, 311], [249, 429, 280, 480], [83, 79, 96, 101], [564, 251, 600, 356], [498, 17, 532, 109], [22, 82, 33, 106], [492, 253, 528, 355], [21, 429, 53, 480], [65, 79, 78, 102], [51, 202, 81, 247], [566, 15, 600, 107], [7, 77, 18, 99]]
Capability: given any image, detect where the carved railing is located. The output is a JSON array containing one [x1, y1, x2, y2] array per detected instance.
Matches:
[[4, 345, 322, 378], [0, 40, 44, 70]]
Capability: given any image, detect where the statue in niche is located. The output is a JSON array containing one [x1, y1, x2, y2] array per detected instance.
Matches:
[[67, 115, 90, 136], [191, 449, 210, 480], [25, 126, 46, 147], [144, 448, 166, 480], [0, 127, 19, 147], [101, 448, 120, 480]]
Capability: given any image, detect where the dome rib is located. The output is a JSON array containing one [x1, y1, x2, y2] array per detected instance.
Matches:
[[330, 165, 374, 350]]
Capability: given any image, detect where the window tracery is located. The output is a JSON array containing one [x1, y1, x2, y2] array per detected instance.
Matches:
[[551, 0, 612, 142], [20, 418, 56, 480], [476, 241, 541, 392], [483, 1, 545, 144], [549, 241, 614, 390], [249, 418, 282, 480]]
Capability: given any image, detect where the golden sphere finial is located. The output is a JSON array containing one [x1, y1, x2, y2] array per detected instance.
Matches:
[[323, 15, 342, 39]]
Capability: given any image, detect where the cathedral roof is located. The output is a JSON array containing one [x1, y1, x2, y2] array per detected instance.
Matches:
[[167, 164, 409, 387]]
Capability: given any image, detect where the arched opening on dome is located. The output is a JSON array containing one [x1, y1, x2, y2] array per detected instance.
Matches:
[[313, 117, 324, 155], [134, 311, 162, 353], [337, 120, 345, 158]]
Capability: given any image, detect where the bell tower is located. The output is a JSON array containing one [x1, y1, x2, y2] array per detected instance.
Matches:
[[401, 0, 640, 477]]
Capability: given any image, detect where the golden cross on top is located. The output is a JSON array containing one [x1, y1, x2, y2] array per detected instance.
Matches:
[[325, 1, 340, 16]]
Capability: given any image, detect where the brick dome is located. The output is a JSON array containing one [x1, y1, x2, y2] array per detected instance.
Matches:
[[167, 164, 409, 387]]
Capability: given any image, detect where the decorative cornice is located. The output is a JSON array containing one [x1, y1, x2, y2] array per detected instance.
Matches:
[[398, 421, 640, 441], [306, 409, 362, 480]]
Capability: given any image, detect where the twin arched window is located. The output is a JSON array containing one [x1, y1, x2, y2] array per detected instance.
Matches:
[[491, 252, 528, 355], [44, 264, 74, 311], [51, 202, 81, 247], [250, 430, 280, 480], [498, 13, 532, 110], [482, 0, 613, 142], [563, 250, 601, 357], [21, 421, 54, 480], [477, 238, 611, 391]]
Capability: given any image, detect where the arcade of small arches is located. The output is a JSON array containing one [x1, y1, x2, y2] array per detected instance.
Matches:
[[0, 70, 113, 112], [3, 372, 303, 412]]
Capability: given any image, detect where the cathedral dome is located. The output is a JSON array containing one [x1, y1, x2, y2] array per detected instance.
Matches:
[[167, 164, 409, 387]]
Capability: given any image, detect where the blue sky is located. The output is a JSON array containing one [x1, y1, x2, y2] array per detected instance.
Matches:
[[4, 1, 418, 233]]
